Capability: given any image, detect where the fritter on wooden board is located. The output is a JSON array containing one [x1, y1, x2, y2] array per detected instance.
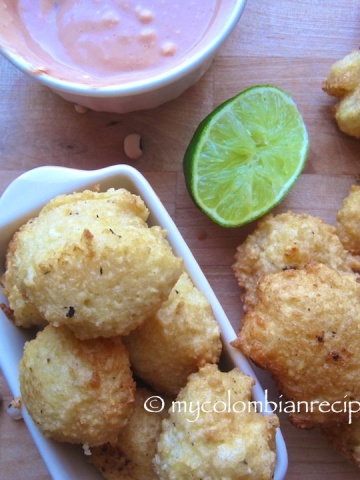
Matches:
[[337, 185, 360, 256], [232, 211, 357, 311], [322, 418, 360, 468], [322, 49, 360, 138], [232, 263, 360, 428]]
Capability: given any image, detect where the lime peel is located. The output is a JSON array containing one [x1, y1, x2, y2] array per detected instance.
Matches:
[[183, 85, 309, 227]]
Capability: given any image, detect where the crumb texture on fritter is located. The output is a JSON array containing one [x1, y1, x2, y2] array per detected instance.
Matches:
[[2, 188, 183, 337], [322, 49, 360, 138], [232, 211, 355, 311], [90, 387, 167, 480], [19, 325, 135, 446], [337, 185, 360, 256], [322, 49, 360, 98], [233, 263, 360, 428], [125, 272, 222, 397], [154, 364, 279, 480], [322, 418, 360, 468]]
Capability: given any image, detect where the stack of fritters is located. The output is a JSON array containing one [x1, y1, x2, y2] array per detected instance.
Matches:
[[233, 211, 358, 312], [2, 188, 183, 337], [232, 185, 360, 466], [1, 187, 279, 479], [322, 49, 360, 138]]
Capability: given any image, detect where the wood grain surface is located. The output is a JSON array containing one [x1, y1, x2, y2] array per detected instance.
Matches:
[[1, 0, 360, 478]]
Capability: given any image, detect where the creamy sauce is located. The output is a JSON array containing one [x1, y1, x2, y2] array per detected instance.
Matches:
[[11, 0, 220, 82]]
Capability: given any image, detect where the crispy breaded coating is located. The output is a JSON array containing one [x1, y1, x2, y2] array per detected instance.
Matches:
[[233, 263, 360, 428], [322, 50, 360, 98], [125, 272, 222, 397], [1, 187, 148, 329], [322, 419, 360, 468], [2, 188, 184, 337], [322, 49, 360, 138], [337, 185, 360, 255], [154, 364, 279, 480], [90, 387, 168, 480], [0, 279, 46, 328], [39, 188, 150, 227], [19, 325, 135, 446], [333, 88, 360, 138], [232, 211, 355, 311]]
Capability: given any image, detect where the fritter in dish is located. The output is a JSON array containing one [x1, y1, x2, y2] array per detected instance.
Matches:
[[90, 387, 168, 480], [1, 187, 150, 329], [154, 364, 279, 480], [19, 325, 135, 446], [125, 272, 222, 397], [232, 211, 356, 311], [2, 188, 183, 337], [232, 263, 360, 429], [337, 185, 360, 255], [322, 418, 360, 468], [322, 49, 360, 138]]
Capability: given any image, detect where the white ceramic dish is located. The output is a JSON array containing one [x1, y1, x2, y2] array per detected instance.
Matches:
[[0, 165, 288, 479], [0, 1, 247, 113]]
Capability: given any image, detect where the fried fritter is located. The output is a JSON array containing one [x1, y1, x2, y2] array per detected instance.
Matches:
[[154, 364, 279, 480], [232, 211, 356, 311], [39, 188, 150, 227], [322, 49, 360, 98], [19, 325, 135, 446], [0, 283, 45, 328], [322, 49, 360, 138], [337, 185, 360, 255], [322, 419, 360, 468], [3, 188, 184, 337], [90, 387, 168, 480], [1, 188, 150, 329], [2, 187, 147, 329], [233, 263, 360, 428], [125, 272, 222, 397], [333, 88, 360, 138]]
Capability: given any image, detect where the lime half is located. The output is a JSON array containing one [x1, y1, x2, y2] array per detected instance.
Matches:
[[183, 85, 309, 227]]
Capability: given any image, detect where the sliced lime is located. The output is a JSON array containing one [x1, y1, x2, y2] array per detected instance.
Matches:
[[183, 85, 309, 227]]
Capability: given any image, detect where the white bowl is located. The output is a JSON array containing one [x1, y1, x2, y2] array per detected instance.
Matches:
[[0, 2, 247, 113], [0, 165, 287, 479]]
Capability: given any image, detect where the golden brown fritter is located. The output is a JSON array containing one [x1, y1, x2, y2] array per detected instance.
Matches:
[[125, 272, 222, 397], [333, 88, 360, 138], [154, 364, 279, 480], [2, 188, 183, 337], [1, 187, 150, 329], [322, 49, 360, 98], [322, 49, 360, 138], [322, 419, 360, 468], [90, 387, 168, 480], [232, 211, 356, 311], [337, 185, 360, 256], [19, 325, 135, 446], [232, 263, 360, 429]]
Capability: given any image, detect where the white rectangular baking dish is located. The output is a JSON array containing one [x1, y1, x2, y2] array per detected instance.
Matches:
[[0, 165, 288, 480]]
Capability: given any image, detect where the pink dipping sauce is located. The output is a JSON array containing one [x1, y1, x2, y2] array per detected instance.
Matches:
[[13, 0, 220, 83]]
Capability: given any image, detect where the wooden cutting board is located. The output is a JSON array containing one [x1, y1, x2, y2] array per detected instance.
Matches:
[[1, 0, 360, 478]]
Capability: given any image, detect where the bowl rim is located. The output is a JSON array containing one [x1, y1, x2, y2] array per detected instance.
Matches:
[[0, 0, 247, 97], [0, 164, 287, 480]]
